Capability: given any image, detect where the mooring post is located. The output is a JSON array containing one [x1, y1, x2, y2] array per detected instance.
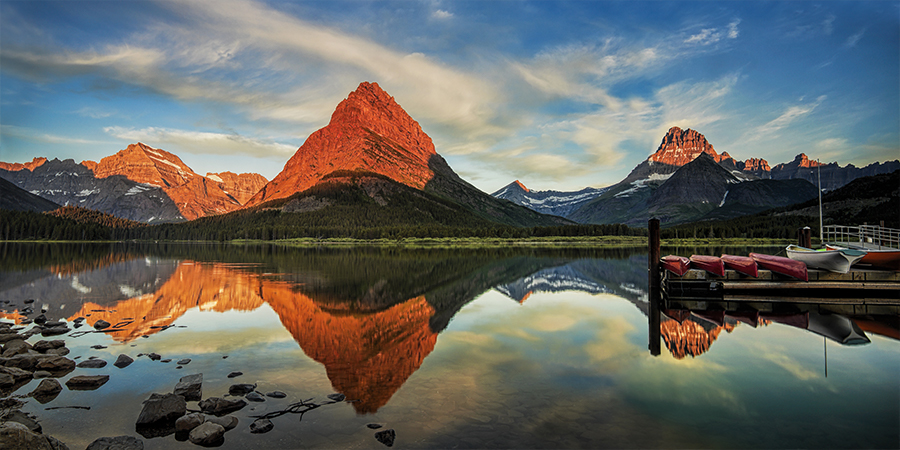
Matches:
[[798, 226, 812, 248], [648, 218, 661, 356]]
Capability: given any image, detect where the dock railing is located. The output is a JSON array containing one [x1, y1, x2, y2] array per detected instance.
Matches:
[[823, 224, 900, 250]]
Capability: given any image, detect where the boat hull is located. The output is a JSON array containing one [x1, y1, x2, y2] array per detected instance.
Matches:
[[690, 255, 725, 277], [786, 245, 866, 274], [750, 252, 808, 281], [826, 245, 900, 271], [661, 255, 690, 276], [721, 254, 758, 277]]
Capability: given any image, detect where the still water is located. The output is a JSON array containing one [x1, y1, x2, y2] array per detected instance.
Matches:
[[0, 243, 897, 449]]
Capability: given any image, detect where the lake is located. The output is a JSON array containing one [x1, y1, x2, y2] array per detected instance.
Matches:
[[1, 242, 898, 449]]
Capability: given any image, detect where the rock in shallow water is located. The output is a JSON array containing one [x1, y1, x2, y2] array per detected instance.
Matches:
[[65, 375, 109, 391], [86, 435, 144, 450], [250, 419, 273, 434], [375, 429, 396, 447], [175, 413, 205, 432], [228, 383, 256, 396], [135, 393, 186, 425], [113, 354, 134, 369], [198, 397, 247, 416], [76, 359, 107, 369], [173, 373, 202, 401], [188, 422, 225, 446]]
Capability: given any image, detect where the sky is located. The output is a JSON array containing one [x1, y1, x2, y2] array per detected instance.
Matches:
[[1, 1, 898, 193]]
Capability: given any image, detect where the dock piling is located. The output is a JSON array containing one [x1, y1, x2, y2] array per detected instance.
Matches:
[[648, 218, 661, 356]]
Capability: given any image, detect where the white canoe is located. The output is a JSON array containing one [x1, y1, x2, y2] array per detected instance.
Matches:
[[785, 244, 866, 274]]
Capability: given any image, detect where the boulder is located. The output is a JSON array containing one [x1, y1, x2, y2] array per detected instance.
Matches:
[[198, 397, 247, 416], [40, 326, 70, 337], [44, 348, 70, 356], [205, 415, 238, 431], [1, 339, 32, 357], [0, 366, 33, 383], [29, 378, 62, 398], [245, 392, 265, 402], [135, 393, 186, 425], [85, 435, 143, 450], [174, 413, 205, 433], [173, 373, 202, 401], [65, 375, 109, 391], [228, 383, 256, 396], [113, 354, 134, 369], [93, 320, 111, 330], [0, 333, 22, 344], [375, 429, 396, 447], [35, 356, 75, 374], [76, 359, 108, 369], [188, 422, 225, 446], [0, 421, 70, 450]]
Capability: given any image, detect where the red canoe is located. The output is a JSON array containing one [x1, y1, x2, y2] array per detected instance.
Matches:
[[660, 255, 690, 276], [750, 252, 808, 281], [721, 254, 758, 278], [690, 255, 725, 277]]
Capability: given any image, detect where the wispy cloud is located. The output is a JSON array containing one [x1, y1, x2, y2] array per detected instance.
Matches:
[[432, 9, 453, 20], [1, 124, 111, 146], [745, 95, 827, 141], [844, 28, 865, 48], [103, 126, 296, 157]]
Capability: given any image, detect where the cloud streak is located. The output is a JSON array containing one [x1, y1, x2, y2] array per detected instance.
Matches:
[[103, 126, 297, 157]]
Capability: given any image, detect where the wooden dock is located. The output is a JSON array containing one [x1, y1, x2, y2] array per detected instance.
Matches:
[[663, 268, 900, 305]]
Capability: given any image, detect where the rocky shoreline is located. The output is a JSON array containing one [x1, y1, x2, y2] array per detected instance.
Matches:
[[0, 317, 397, 448]]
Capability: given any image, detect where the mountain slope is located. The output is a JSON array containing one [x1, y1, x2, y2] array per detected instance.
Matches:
[[491, 180, 607, 217], [0, 158, 184, 222], [247, 82, 567, 227], [88, 143, 268, 220], [0, 176, 60, 212]]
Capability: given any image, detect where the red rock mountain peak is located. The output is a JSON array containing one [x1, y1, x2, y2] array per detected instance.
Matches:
[[246, 82, 439, 206], [649, 127, 726, 166]]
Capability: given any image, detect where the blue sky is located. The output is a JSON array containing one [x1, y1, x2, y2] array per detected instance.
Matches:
[[1, 1, 897, 192]]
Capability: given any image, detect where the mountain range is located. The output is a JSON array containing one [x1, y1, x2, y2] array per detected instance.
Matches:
[[2, 83, 897, 230], [495, 126, 899, 226]]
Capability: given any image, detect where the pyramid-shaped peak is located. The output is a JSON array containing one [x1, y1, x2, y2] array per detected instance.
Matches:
[[514, 180, 529, 192]]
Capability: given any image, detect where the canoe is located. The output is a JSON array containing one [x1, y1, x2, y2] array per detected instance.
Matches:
[[726, 310, 759, 328], [690, 255, 725, 277], [785, 244, 866, 274], [692, 309, 725, 326], [660, 255, 690, 276], [826, 244, 900, 271], [662, 309, 691, 324], [761, 311, 809, 329], [721, 254, 758, 277], [750, 252, 808, 281]]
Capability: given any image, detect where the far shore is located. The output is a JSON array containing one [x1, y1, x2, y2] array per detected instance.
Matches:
[[0, 237, 797, 248]]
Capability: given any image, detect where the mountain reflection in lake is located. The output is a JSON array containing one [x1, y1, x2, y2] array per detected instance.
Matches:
[[0, 243, 897, 449]]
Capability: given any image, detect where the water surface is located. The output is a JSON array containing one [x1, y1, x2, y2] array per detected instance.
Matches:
[[1, 243, 897, 449]]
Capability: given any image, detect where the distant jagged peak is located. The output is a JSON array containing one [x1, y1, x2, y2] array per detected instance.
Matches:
[[92, 142, 197, 188], [649, 126, 724, 166], [0, 156, 47, 172]]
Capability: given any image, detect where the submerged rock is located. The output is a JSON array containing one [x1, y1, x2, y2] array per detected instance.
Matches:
[[198, 397, 247, 416], [265, 391, 286, 399], [93, 320, 111, 330], [228, 383, 256, 396], [249, 419, 273, 434], [86, 435, 143, 450], [29, 378, 62, 399], [245, 392, 265, 402]]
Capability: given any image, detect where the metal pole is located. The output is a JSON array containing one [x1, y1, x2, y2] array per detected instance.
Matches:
[[818, 160, 824, 244]]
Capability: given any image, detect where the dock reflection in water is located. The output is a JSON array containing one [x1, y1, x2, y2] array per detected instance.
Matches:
[[0, 243, 898, 449]]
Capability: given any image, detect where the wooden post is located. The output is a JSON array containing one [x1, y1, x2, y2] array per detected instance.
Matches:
[[648, 218, 661, 356], [798, 227, 811, 248]]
